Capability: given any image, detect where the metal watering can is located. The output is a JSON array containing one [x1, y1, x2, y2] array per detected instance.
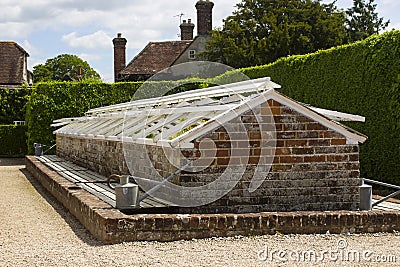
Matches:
[[107, 174, 139, 210], [34, 143, 43, 156]]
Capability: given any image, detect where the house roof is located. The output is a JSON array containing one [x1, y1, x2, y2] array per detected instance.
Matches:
[[120, 41, 192, 76], [53, 77, 367, 148], [0, 42, 29, 85]]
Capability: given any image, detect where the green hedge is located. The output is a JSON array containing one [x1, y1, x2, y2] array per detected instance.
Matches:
[[0, 125, 27, 157], [238, 30, 400, 184], [0, 87, 31, 124]]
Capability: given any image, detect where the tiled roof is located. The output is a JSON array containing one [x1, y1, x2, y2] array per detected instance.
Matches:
[[120, 41, 192, 75], [0, 42, 29, 85]]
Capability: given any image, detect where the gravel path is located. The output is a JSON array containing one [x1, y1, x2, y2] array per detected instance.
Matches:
[[0, 158, 399, 267]]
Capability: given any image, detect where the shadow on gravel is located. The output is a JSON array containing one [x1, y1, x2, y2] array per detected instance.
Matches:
[[19, 168, 109, 247], [0, 158, 25, 166]]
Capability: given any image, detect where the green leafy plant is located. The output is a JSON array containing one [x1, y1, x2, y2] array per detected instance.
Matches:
[[0, 86, 31, 124], [33, 54, 101, 82], [0, 125, 27, 157]]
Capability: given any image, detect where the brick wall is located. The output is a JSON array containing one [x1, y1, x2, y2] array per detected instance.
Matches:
[[57, 99, 361, 213], [26, 156, 400, 244]]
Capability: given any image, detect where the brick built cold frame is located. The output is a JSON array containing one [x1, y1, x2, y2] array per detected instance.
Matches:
[[53, 77, 367, 213]]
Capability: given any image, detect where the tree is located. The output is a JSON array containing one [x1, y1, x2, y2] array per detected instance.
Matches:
[[345, 0, 390, 43], [33, 54, 101, 82], [200, 0, 346, 68]]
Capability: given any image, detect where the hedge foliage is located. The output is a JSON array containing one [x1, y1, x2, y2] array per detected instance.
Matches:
[[0, 125, 27, 157], [0, 87, 31, 124], [237, 30, 400, 184]]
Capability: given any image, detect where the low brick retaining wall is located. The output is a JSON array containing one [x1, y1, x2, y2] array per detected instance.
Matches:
[[26, 156, 400, 244]]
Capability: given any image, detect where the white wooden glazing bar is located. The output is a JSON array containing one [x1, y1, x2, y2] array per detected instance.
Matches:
[[56, 123, 82, 135], [114, 115, 152, 138], [52, 117, 91, 124], [66, 120, 103, 135], [86, 78, 279, 115], [153, 117, 185, 139], [308, 107, 365, 122], [54, 123, 76, 134], [126, 98, 223, 139], [219, 94, 246, 104], [154, 110, 217, 141], [131, 99, 227, 117], [96, 118, 125, 136], [64, 119, 102, 135], [78, 119, 117, 136], [103, 121, 127, 137], [53, 117, 75, 123], [57, 117, 103, 135], [120, 113, 165, 137], [154, 104, 237, 113], [130, 113, 188, 139], [129, 120, 161, 139], [74, 112, 127, 123], [119, 100, 201, 138], [51, 116, 98, 127], [50, 117, 90, 127], [51, 121, 74, 127]]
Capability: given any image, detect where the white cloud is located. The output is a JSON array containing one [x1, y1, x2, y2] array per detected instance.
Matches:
[[22, 40, 38, 55], [389, 22, 400, 30], [0, 22, 32, 39], [0, 6, 21, 22], [62, 31, 111, 50], [55, 9, 106, 28], [79, 53, 101, 62], [28, 57, 46, 70], [382, 0, 399, 4]]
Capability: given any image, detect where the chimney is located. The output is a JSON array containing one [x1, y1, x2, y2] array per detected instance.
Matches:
[[196, 0, 214, 36], [180, 19, 195, 40], [113, 33, 127, 82]]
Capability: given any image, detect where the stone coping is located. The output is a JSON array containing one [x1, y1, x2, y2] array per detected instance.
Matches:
[[25, 156, 400, 244]]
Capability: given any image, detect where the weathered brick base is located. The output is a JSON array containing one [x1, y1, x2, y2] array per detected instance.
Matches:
[[26, 156, 400, 244]]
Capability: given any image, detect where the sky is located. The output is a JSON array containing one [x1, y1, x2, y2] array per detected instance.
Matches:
[[1, 0, 399, 83]]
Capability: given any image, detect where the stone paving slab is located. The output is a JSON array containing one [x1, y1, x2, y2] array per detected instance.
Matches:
[[25, 156, 400, 244], [37, 155, 177, 209]]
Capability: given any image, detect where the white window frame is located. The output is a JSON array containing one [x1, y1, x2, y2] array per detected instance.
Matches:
[[188, 50, 196, 59]]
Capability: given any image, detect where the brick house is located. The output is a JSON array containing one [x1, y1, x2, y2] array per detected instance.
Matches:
[[0, 41, 33, 87], [53, 78, 367, 213], [113, 0, 214, 82]]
